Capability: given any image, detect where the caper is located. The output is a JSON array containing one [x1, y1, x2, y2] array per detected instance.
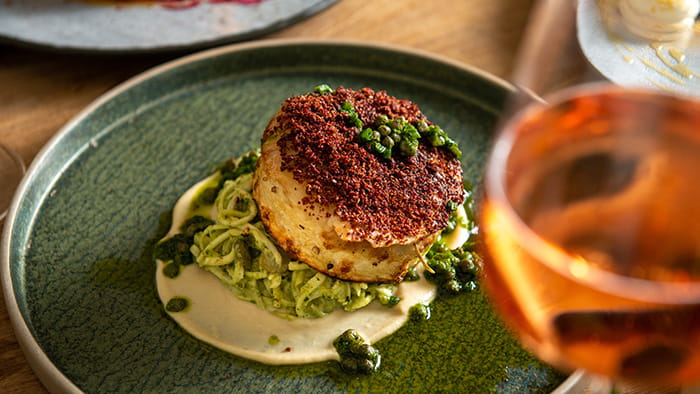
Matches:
[[404, 124, 419, 139], [377, 125, 392, 136], [173, 251, 194, 266], [350, 342, 371, 356], [442, 279, 463, 294], [409, 303, 431, 321], [356, 359, 377, 375], [399, 140, 418, 156], [372, 130, 382, 141], [403, 268, 420, 281], [340, 357, 359, 373], [374, 114, 389, 126], [381, 136, 395, 148], [163, 262, 180, 278], [165, 297, 189, 312], [388, 116, 406, 130], [390, 132, 402, 143], [415, 119, 429, 133]]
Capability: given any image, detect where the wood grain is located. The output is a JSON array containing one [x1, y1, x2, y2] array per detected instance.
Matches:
[[0, 0, 533, 391]]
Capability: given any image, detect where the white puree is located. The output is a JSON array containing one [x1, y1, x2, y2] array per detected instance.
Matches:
[[156, 175, 470, 365]]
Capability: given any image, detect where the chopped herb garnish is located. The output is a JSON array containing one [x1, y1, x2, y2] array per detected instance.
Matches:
[[314, 84, 334, 95], [340, 101, 363, 129]]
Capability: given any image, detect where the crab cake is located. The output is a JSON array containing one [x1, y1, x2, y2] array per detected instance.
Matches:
[[253, 87, 464, 283]]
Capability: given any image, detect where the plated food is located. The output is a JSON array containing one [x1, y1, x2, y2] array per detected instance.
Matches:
[[3, 40, 570, 392], [153, 86, 478, 370]]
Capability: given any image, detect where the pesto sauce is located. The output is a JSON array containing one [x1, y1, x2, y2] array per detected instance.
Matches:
[[242, 289, 565, 392], [91, 209, 565, 391]]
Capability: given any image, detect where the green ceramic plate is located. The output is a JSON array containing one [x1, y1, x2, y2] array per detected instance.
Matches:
[[2, 40, 575, 393]]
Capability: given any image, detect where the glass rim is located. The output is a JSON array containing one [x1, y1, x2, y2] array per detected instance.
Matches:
[[483, 84, 700, 305]]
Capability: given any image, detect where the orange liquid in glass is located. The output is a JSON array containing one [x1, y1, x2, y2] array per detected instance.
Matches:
[[480, 87, 700, 386]]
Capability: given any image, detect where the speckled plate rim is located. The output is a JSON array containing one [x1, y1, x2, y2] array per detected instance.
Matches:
[[0, 0, 339, 54], [1, 38, 584, 393]]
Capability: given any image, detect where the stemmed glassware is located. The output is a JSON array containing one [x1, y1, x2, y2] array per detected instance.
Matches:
[[479, 0, 700, 390], [0, 143, 25, 221]]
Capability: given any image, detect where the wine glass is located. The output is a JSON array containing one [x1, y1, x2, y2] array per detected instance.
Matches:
[[479, 0, 700, 390], [0, 143, 25, 222]]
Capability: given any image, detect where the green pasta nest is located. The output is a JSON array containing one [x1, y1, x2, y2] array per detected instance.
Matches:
[[186, 154, 399, 320]]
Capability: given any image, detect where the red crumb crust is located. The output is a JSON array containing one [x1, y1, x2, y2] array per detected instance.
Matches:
[[262, 87, 465, 246]]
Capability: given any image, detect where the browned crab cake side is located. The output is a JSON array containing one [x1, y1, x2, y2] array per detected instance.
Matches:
[[253, 87, 464, 283]]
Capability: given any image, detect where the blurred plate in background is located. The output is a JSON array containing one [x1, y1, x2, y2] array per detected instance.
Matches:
[[0, 0, 338, 53]]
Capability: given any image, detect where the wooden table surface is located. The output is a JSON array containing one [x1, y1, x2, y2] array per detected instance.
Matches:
[[0, 0, 533, 391]]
